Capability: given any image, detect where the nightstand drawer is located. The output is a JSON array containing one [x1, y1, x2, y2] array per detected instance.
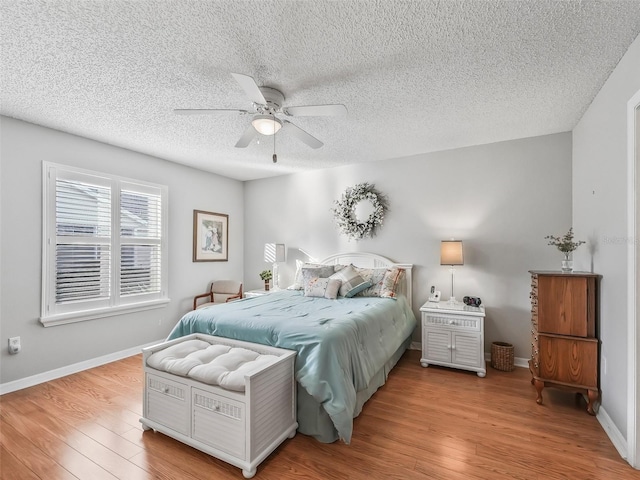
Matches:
[[422, 312, 480, 331]]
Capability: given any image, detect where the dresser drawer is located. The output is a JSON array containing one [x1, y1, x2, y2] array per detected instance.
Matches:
[[146, 373, 189, 435], [538, 335, 598, 388], [422, 312, 480, 331], [192, 387, 246, 460]]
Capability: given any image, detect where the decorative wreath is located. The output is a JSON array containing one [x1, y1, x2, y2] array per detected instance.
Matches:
[[332, 183, 388, 240]]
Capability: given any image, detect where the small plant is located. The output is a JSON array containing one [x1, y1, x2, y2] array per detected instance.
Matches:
[[545, 227, 585, 253], [259, 270, 273, 281]]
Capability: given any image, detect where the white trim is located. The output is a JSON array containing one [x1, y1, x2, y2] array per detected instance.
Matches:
[[0, 339, 164, 395], [41, 161, 169, 324], [627, 88, 640, 469], [485, 352, 529, 369], [39, 298, 170, 327], [599, 404, 629, 461]]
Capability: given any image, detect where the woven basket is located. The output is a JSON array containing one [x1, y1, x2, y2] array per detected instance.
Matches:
[[491, 342, 514, 371]]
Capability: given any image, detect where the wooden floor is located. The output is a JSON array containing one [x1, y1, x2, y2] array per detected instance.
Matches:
[[1, 349, 639, 480]]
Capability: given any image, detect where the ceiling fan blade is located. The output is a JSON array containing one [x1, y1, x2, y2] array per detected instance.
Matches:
[[283, 104, 347, 117], [174, 108, 249, 115], [282, 120, 323, 149], [235, 124, 257, 148], [231, 73, 267, 105]]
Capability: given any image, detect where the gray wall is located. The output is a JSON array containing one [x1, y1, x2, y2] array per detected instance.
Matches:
[[0, 117, 244, 384], [244, 133, 572, 359], [572, 33, 640, 439]]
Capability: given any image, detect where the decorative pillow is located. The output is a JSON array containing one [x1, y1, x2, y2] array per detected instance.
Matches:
[[289, 261, 332, 290], [356, 267, 388, 296], [324, 278, 342, 299], [329, 264, 372, 298], [301, 265, 336, 287], [356, 267, 405, 299], [304, 277, 342, 299], [379, 267, 405, 299]]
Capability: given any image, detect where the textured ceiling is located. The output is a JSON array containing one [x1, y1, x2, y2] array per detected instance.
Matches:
[[2, 1, 640, 181]]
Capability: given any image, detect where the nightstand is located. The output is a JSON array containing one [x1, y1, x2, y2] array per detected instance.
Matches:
[[244, 289, 274, 298], [420, 301, 486, 377]]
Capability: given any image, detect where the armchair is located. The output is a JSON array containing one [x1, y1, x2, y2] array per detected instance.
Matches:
[[193, 280, 243, 310]]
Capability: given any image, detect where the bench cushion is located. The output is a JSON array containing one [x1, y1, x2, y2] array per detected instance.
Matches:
[[146, 339, 279, 392]]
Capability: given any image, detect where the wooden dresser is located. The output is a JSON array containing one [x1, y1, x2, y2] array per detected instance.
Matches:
[[529, 271, 601, 415]]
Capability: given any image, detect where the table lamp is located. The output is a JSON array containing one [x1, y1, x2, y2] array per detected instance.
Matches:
[[440, 240, 464, 303], [264, 243, 286, 290]]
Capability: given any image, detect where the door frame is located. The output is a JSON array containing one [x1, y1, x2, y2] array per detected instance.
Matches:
[[627, 88, 640, 468]]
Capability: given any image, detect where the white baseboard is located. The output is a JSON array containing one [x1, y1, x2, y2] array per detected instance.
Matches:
[[513, 356, 529, 369], [596, 404, 628, 460], [0, 339, 164, 396]]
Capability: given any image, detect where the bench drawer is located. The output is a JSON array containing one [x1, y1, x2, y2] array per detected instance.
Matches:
[[192, 387, 246, 459], [146, 373, 189, 436]]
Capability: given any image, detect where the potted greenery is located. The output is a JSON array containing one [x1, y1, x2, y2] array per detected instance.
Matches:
[[259, 269, 273, 291], [544, 227, 586, 273]]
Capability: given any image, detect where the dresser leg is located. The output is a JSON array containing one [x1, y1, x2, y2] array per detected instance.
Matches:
[[528, 361, 535, 385], [586, 390, 598, 416], [533, 379, 544, 405]]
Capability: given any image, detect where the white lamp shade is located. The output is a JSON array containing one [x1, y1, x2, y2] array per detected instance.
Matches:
[[264, 243, 286, 263], [252, 115, 282, 135], [440, 240, 464, 265]]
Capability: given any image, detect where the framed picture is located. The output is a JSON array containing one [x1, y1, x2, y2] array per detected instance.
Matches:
[[193, 210, 229, 262]]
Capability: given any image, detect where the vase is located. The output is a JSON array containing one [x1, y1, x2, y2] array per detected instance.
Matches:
[[561, 252, 573, 273], [264, 280, 270, 291]]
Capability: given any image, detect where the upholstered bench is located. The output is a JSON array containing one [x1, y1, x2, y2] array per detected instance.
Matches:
[[140, 333, 297, 479]]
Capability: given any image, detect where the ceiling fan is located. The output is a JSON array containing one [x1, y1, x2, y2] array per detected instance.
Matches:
[[174, 73, 347, 150]]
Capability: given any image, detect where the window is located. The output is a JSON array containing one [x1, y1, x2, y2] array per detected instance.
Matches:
[[42, 163, 169, 326]]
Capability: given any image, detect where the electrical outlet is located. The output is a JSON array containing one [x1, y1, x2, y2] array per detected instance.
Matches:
[[8, 336, 21, 354]]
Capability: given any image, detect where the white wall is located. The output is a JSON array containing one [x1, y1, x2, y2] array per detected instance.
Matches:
[[0, 117, 244, 385], [244, 133, 572, 359], [573, 33, 640, 439]]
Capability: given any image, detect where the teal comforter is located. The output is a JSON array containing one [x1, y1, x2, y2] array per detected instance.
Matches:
[[167, 290, 416, 443]]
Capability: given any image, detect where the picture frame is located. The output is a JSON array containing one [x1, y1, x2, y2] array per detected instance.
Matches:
[[193, 210, 229, 262]]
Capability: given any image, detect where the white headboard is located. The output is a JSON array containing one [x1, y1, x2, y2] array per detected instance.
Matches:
[[320, 252, 413, 307]]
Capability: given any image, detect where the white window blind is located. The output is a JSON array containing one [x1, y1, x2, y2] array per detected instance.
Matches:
[[119, 185, 162, 298], [42, 163, 169, 326]]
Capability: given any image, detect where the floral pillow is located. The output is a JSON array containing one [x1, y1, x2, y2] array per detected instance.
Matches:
[[289, 261, 335, 290], [303, 277, 342, 299], [356, 266, 405, 299], [355, 267, 387, 296]]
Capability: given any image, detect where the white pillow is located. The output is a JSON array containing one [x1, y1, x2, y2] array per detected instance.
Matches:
[[304, 277, 342, 299]]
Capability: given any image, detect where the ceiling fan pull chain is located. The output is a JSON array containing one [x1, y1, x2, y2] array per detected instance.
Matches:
[[272, 116, 278, 163]]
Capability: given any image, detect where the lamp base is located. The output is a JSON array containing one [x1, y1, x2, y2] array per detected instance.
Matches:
[[447, 296, 458, 304], [272, 263, 280, 291]]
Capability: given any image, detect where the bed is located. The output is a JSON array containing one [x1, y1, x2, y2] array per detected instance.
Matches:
[[167, 252, 416, 444]]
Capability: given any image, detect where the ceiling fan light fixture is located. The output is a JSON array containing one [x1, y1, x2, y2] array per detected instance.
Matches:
[[251, 114, 282, 136]]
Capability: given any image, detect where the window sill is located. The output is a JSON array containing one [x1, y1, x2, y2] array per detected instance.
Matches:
[[40, 298, 170, 327]]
